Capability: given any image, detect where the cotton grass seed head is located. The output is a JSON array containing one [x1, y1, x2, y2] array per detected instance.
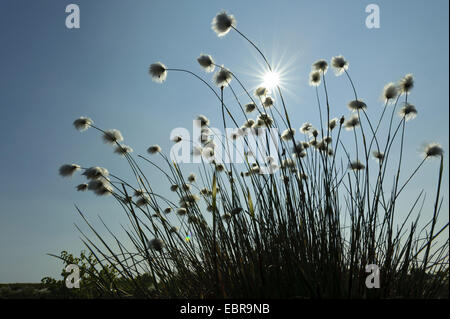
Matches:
[[244, 119, 255, 128], [102, 129, 124, 144], [399, 73, 414, 94], [245, 103, 256, 113], [147, 145, 162, 154], [59, 164, 81, 177], [329, 118, 338, 130], [76, 183, 88, 191], [88, 179, 113, 196], [82, 166, 109, 180], [172, 135, 182, 143], [424, 143, 444, 158], [349, 160, 365, 171], [382, 82, 399, 102], [312, 59, 328, 73], [197, 54, 215, 73], [148, 238, 164, 252], [256, 113, 273, 127], [255, 86, 268, 97], [149, 62, 167, 83], [399, 103, 418, 121], [331, 55, 349, 76], [262, 96, 274, 108], [309, 70, 321, 86], [136, 195, 151, 207], [73, 117, 93, 131], [187, 172, 196, 183], [114, 144, 133, 156], [213, 66, 232, 87], [372, 151, 385, 162], [347, 99, 367, 111], [300, 122, 314, 134], [344, 114, 360, 130], [134, 189, 146, 197], [211, 10, 236, 37], [281, 128, 295, 141], [196, 114, 210, 127]]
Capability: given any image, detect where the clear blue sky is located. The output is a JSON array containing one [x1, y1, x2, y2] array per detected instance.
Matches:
[[0, 0, 448, 282]]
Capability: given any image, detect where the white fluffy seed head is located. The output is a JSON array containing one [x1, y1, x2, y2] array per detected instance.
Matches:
[[281, 128, 295, 141], [344, 114, 360, 130], [300, 122, 314, 134], [424, 143, 444, 158], [136, 195, 151, 207], [399, 103, 418, 121], [87, 179, 113, 196], [82, 166, 109, 180], [73, 117, 93, 131], [197, 54, 215, 73], [102, 129, 124, 144], [372, 151, 385, 162], [331, 55, 349, 76], [59, 164, 81, 177], [399, 74, 414, 94], [254, 86, 268, 97], [196, 115, 210, 127], [349, 160, 365, 171], [245, 102, 257, 113], [213, 66, 232, 87], [312, 59, 328, 73], [382, 82, 399, 102], [329, 118, 338, 130], [172, 135, 182, 143], [211, 11, 236, 37], [187, 172, 196, 183], [76, 183, 88, 191], [149, 62, 167, 83], [347, 99, 367, 111], [148, 238, 164, 252], [262, 96, 274, 108], [114, 144, 133, 156], [309, 71, 321, 86], [147, 145, 162, 154]]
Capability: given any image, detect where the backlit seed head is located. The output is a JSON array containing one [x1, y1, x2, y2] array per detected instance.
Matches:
[[73, 117, 93, 131], [82, 166, 109, 180], [59, 164, 81, 177], [424, 143, 444, 158], [309, 70, 321, 86], [399, 74, 414, 94], [76, 183, 88, 191], [349, 160, 365, 171], [102, 129, 124, 144], [399, 103, 418, 121], [312, 59, 328, 73], [149, 62, 167, 83], [197, 54, 215, 73], [148, 238, 164, 252], [347, 99, 367, 111], [213, 66, 232, 88], [147, 145, 162, 154], [211, 10, 236, 37]]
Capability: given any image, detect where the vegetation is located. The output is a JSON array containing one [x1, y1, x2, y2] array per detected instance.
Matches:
[[51, 10, 448, 299]]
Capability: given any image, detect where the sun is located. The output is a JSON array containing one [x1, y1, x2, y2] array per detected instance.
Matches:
[[262, 71, 280, 89]]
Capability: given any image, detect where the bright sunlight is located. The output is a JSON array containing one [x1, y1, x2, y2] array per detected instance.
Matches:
[[262, 70, 280, 89]]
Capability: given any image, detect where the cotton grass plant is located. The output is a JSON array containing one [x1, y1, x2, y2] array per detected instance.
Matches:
[[56, 10, 448, 298]]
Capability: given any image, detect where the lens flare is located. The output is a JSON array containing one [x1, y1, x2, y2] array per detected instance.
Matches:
[[262, 71, 280, 89]]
